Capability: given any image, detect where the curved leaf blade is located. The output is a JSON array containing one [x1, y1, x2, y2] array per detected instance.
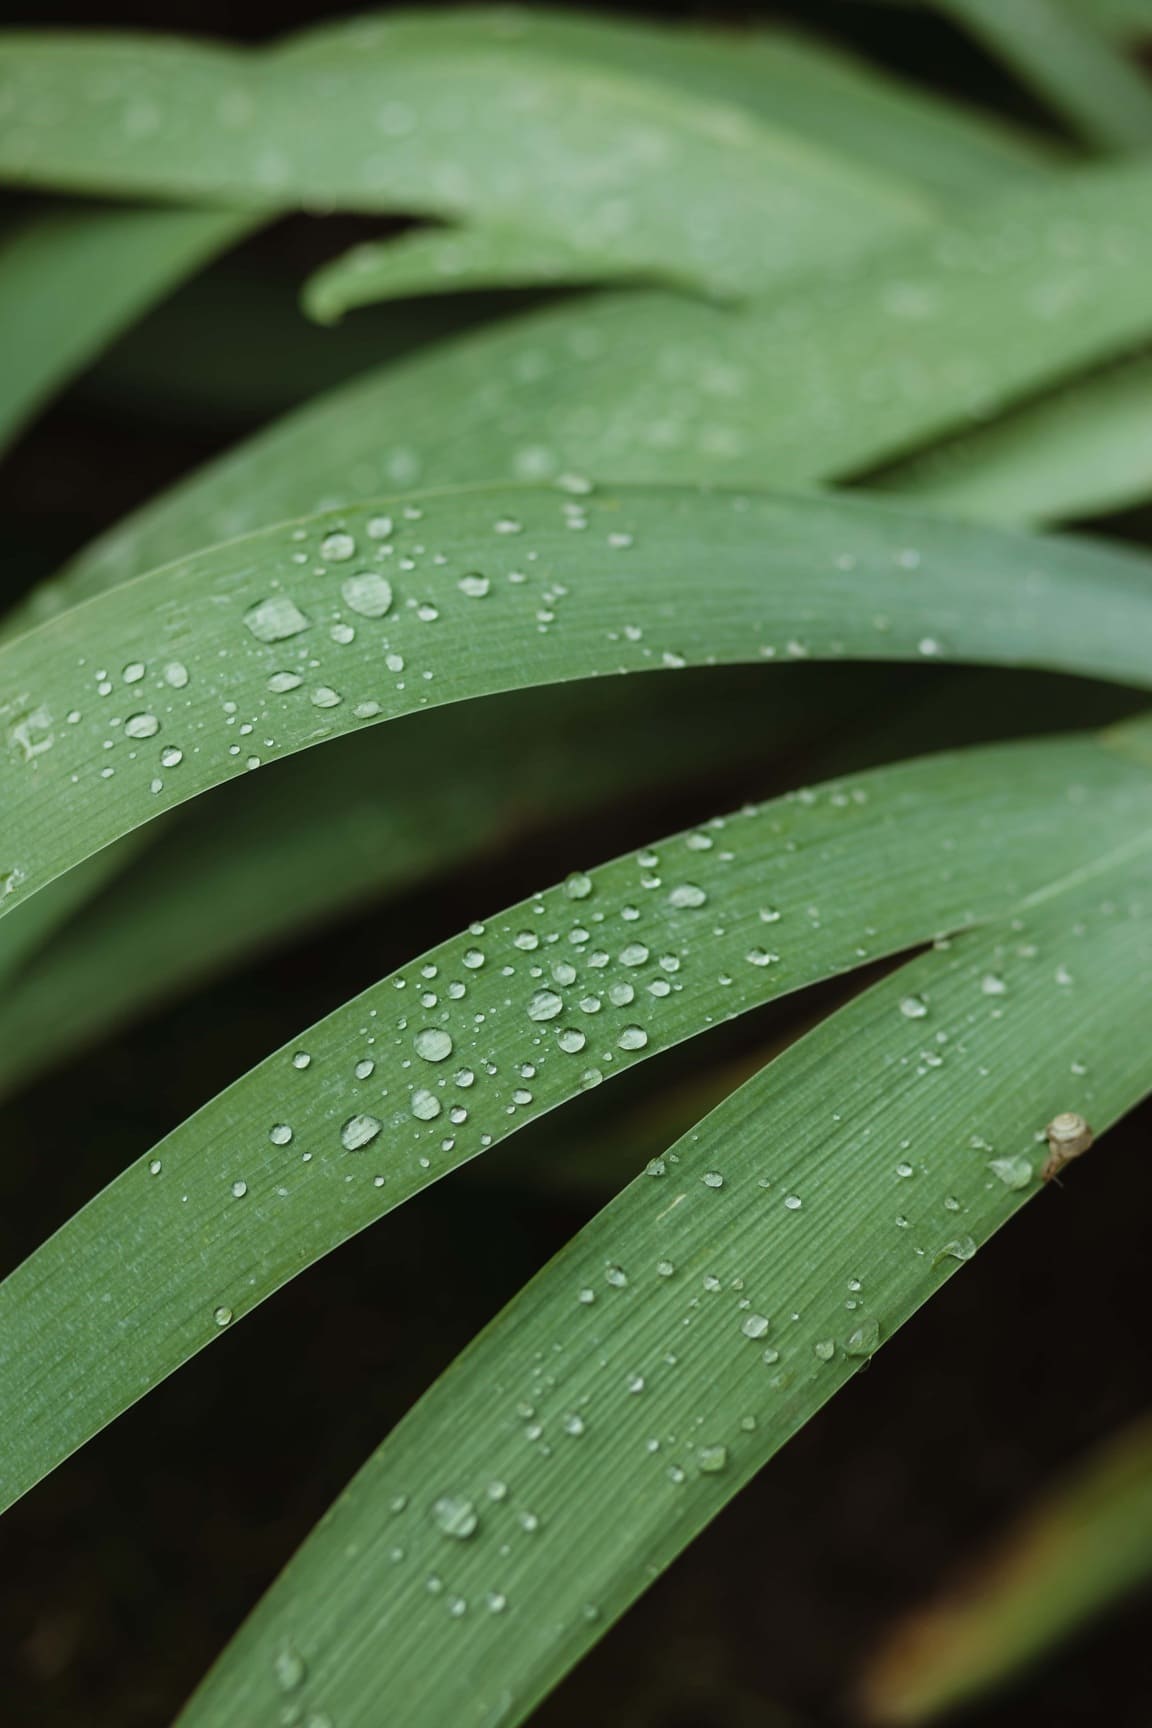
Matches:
[[860, 1413, 1152, 1722], [5, 484, 1152, 919], [0, 30, 923, 297], [303, 223, 654, 324], [876, 352, 1152, 525], [0, 203, 254, 454], [940, 0, 1152, 150], [291, 7, 1055, 197]]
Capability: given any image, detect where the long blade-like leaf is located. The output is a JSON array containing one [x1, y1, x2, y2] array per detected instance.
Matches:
[[859, 1414, 1152, 1721], [173, 839, 1152, 1728], [0, 204, 254, 453], [3, 722, 1152, 1510], [303, 223, 650, 324], [5, 484, 1152, 920], [876, 352, 1152, 524], [940, 0, 1152, 150], [0, 30, 924, 297], [291, 7, 1054, 197], [31, 155, 1152, 625]]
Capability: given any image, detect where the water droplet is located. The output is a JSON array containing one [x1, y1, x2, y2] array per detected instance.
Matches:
[[160, 745, 183, 768], [415, 1028, 453, 1062], [458, 573, 490, 599], [528, 989, 563, 1022], [564, 871, 593, 900], [899, 993, 928, 1020], [244, 595, 310, 642], [990, 1154, 1033, 1190], [741, 1313, 769, 1339], [617, 1025, 648, 1051], [125, 712, 160, 740], [696, 1444, 728, 1474], [557, 1027, 586, 1053], [341, 1112, 382, 1149], [269, 1123, 293, 1146], [814, 1339, 835, 1361], [432, 1495, 478, 1539], [230, 1179, 248, 1199], [605, 1264, 628, 1288], [213, 1305, 233, 1328], [320, 530, 357, 562], [981, 972, 1007, 996], [291, 1051, 311, 1070], [935, 1236, 977, 1265], [702, 1171, 725, 1190], [341, 571, 394, 617], [668, 883, 707, 909], [845, 1318, 879, 1357], [411, 1088, 442, 1121], [274, 1645, 307, 1692]]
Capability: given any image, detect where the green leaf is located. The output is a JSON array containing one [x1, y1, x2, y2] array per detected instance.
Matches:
[[6, 483, 1152, 922], [33, 154, 1152, 624], [292, 7, 1056, 198], [172, 835, 1152, 1728], [939, 0, 1152, 150], [0, 28, 924, 298], [876, 352, 1152, 524], [4, 721, 1152, 1513], [0, 203, 254, 454], [303, 223, 660, 325], [860, 1414, 1152, 1721]]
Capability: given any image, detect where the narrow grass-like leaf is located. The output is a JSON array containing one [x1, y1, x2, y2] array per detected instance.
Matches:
[[6, 484, 1152, 920], [940, 0, 1152, 149], [0, 666, 865, 1098], [302, 223, 652, 324], [860, 1414, 1152, 1722], [173, 843, 1152, 1728], [877, 352, 1152, 524], [292, 7, 1055, 197], [4, 724, 1152, 1511], [0, 204, 254, 453], [34, 156, 1152, 621], [0, 30, 925, 298]]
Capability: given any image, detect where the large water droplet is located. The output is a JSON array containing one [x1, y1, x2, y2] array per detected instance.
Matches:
[[432, 1495, 478, 1539], [342, 571, 394, 617], [244, 594, 310, 642], [341, 1113, 382, 1150]]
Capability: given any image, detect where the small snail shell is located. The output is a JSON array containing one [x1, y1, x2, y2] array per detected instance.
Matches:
[[1042, 1111, 1094, 1181]]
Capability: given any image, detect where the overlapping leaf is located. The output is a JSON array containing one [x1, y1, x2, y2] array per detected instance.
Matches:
[[5, 719, 1152, 1514]]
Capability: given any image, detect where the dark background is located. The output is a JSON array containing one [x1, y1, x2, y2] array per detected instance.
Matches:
[[1, 5, 1150, 1725]]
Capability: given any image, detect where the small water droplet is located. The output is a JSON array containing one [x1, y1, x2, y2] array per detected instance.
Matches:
[[341, 1113, 382, 1149]]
